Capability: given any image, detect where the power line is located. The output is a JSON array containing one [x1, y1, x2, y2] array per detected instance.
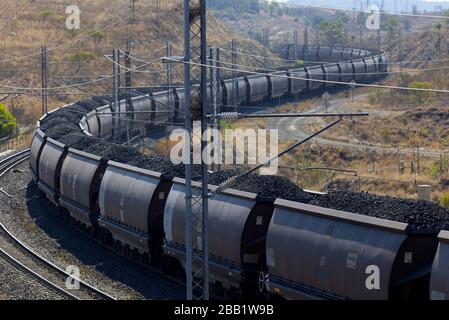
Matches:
[[0, 58, 164, 91]]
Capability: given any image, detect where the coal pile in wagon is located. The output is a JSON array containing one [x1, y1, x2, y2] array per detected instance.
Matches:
[[312, 190, 449, 232]]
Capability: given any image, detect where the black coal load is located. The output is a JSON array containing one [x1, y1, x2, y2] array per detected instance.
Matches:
[[129, 154, 179, 178], [57, 133, 98, 150], [41, 113, 80, 131], [194, 169, 313, 203], [73, 98, 106, 113], [45, 124, 81, 140], [84, 141, 142, 164], [312, 191, 449, 232]]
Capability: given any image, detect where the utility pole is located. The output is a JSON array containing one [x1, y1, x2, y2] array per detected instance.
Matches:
[[112, 49, 120, 141], [304, 25, 308, 59], [293, 30, 298, 60], [231, 38, 238, 112], [40, 46, 48, 115], [129, 0, 137, 23], [125, 43, 132, 144], [183, 0, 209, 300], [399, 14, 404, 72], [262, 27, 269, 66], [209, 47, 221, 172], [167, 40, 172, 124], [377, 28, 381, 52], [359, 1, 363, 48], [344, 18, 349, 60], [156, 0, 161, 17]]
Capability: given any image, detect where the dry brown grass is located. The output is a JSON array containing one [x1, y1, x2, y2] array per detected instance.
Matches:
[[0, 0, 272, 130]]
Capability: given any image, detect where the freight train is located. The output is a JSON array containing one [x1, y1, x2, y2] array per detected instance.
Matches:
[[78, 47, 388, 140], [27, 46, 449, 300]]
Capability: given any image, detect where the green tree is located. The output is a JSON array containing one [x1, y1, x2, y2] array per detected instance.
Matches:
[[67, 51, 96, 63], [0, 103, 16, 138], [87, 29, 106, 46], [317, 19, 344, 47], [40, 10, 52, 24], [384, 17, 399, 46]]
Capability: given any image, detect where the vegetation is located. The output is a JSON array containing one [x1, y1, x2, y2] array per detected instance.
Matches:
[[67, 51, 96, 63], [87, 29, 106, 46], [409, 81, 434, 104], [440, 191, 449, 210], [0, 104, 16, 138], [317, 19, 344, 47]]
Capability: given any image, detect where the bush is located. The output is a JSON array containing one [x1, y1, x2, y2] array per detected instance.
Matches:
[[87, 29, 106, 45], [409, 81, 434, 104], [0, 103, 17, 138], [440, 191, 449, 210], [67, 51, 96, 62]]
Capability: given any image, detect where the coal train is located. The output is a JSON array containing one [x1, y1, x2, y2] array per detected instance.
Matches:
[[78, 47, 388, 140], [27, 46, 449, 300]]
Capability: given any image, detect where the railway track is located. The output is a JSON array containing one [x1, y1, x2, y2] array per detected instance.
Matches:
[[0, 149, 116, 300]]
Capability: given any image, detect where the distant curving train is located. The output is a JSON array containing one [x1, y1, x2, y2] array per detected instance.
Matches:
[[28, 45, 449, 300]]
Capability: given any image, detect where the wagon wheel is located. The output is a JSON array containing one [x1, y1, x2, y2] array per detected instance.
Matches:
[[258, 271, 267, 293]]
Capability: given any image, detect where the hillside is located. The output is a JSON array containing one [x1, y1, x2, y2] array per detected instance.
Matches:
[[0, 0, 277, 129]]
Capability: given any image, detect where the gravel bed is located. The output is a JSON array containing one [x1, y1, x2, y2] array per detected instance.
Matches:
[[0, 257, 68, 300], [0, 163, 184, 300]]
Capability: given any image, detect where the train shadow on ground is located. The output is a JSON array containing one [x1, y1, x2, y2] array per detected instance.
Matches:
[[24, 182, 183, 299]]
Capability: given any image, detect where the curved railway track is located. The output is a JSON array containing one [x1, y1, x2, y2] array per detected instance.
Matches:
[[0, 150, 116, 300]]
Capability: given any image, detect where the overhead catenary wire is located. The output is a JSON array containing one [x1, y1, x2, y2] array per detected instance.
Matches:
[[0, 57, 164, 91], [103, 54, 182, 74]]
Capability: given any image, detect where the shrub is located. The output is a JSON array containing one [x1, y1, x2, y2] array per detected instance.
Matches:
[[67, 51, 96, 62], [440, 191, 449, 210], [0, 103, 17, 138]]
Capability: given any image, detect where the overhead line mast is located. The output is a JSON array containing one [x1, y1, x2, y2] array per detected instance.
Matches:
[[183, 0, 209, 300]]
